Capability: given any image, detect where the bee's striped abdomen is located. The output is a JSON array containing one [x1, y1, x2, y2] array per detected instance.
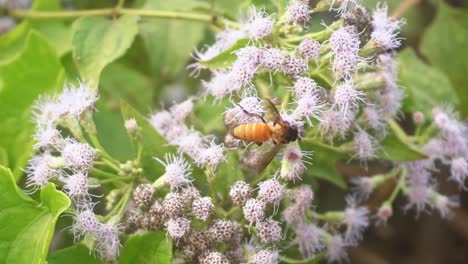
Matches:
[[232, 123, 272, 143]]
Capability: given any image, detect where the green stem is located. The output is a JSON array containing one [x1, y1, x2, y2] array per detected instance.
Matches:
[[387, 166, 406, 205], [103, 184, 133, 222], [205, 166, 217, 204], [99, 176, 133, 184], [309, 211, 344, 222], [136, 142, 144, 164], [9, 7, 240, 28], [90, 168, 119, 179], [302, 138, 347, 154]]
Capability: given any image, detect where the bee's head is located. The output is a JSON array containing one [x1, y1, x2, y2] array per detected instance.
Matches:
[[285, 125, 299, 143]]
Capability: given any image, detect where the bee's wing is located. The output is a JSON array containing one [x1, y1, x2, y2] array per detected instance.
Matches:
[[242, 143, 282, 175], [263, 98, 286, 126]]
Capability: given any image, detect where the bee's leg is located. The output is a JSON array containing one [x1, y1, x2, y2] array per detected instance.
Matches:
[[239, 105, 267, 124], [256, 142, 263, 146]]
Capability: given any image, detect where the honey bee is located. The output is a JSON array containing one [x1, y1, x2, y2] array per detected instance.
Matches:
[[231, 98, 298, 145], [230, 99, 299, 173]]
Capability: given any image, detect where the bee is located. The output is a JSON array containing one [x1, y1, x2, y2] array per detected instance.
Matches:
[[230, 99, 299, 173]]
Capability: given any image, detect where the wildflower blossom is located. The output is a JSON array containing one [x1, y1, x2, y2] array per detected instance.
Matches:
[[295, 223, 324, 257], [61, 138, 94, 169], [230, 181, 254, 205], [291, 77, 318, 97], [95, 223, 121, 261], [243, 198, 266, 223], [155, 154, 193, 190], [283, 55, 308, 78], [33, 125, 62, 149], [62, 171, 92, 198], [176, 132, 206, 159], [353, 129, 377, 160], [343, 202, 370, 244], [199, 252, 229, 264], [58, 82, 98, 118], [285, 0, 310, 25], [325, 235, 349, 263], [330, 0, 361, 14], [208, 219, 237, 243], [32, 95, 63, 126], [371, 4, 404, 50], [450, 157, 468, 188], [292, 91, 324, 124], [195, 140, 226, 169], [261, 48, 283, 72], [169, 98, 194, 122], [132, 183, 155, 207], [72, 208, 100, 238], [430, 191, 458, 218], [329, 25, 363, 77], [244, 7, 274, 40], [203, 70, 238, 100], [249, 250, 279, 264], [297, 38, 321, 61], [165, 217, 190, 239], [192, 197, 214, 221], [256, 219, 282, 243], [376, 203, 393, 225], [25, 154, 55, 190], [333, 81, 365, 116], [163, 192, 186, 218], [319, 108, 354, 139], [280, 145, 311, 181], [258, 178, 285, 205]]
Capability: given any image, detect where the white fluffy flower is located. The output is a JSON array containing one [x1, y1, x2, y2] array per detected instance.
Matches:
[[333, 81, 365, 116], [285, 0, 310, 25], [371, 4, 405, 50], [330, 0, 361, 14], [203, 70, 238, 100], [329, 25, 364, 78], [58, 81, 98, 118], [244, 7, 274, 40], [155, 154, 193, 190], [26, 154, 55, 190], [33, 125, 62, 149], [61, 138, 94, 169], [195, 140, 226, 169]]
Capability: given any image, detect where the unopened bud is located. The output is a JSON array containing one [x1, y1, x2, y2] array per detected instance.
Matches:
[[412, 112, 424, 125]]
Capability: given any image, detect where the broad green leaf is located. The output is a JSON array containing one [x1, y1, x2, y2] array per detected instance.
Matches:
[[377, 119, 427, 161], [0, 31, 64, 179], [121, 103, 177, 181], [99, 62, 154, 114], [398, 48, 458, 116], [300, 139, 347, 189], [138, 0, 206, 85], [93, 111, 135, 162], [119, 231, 172, 264], [199, 38, 249, 69], [72, 15, 140, 82], [0, 166, 70, 264], [0, 22, 30, 62], [30, 0, 71, 56], [420, 2, 468, 116], [48, 244, 102, 264]]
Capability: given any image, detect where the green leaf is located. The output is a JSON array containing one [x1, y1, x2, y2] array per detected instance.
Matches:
[[138, 0, 206, 85], [99, 62, 154, 114], [377, 119, 427, 161], [0, 22, 30, 62], [0, 166, 71, 264], [0, 31, 64, 179], [48, 244, 102, 264], [420, 2, 468, 116], [93, 110, 135, 162], [30, 0, 72, 56], [72, 15, 140, 82], [119, 231, 172, 264], [300, 139, 347, 189], [199, 38, 249, 69], [398, 48, 458, 116], [121, 103, 177, 181]]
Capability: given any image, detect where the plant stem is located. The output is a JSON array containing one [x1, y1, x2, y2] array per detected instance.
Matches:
[[9, 7, 240, 28], [387, 166, 406, 204], [90, 168, 119, 179], [116, 0, 125, 9]]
